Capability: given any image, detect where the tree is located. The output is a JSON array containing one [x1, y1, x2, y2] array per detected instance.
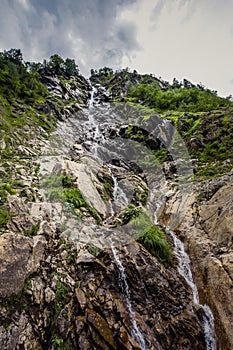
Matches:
[[3, 49, 23, 64], [48, 54, 65, 75], [64, 58, 79, 77]]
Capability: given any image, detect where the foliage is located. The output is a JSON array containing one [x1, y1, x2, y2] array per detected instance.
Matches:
[[86, 244, 100, 256], [138, 224, 172, 267], [28, 53, 80, 79], [0, 208, 10, 230], [124, 211, 172, 267], [121, 204, 143, 224], [0, 49, 48, 103], [24, 224, 39, 237], [127, 81, 233, 113], [52, 336, 64, 349], [1, 183, 17, 195], [42, 174, 102, 223]]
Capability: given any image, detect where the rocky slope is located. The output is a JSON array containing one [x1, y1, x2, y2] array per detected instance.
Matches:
[[0, 54, 232, 349]]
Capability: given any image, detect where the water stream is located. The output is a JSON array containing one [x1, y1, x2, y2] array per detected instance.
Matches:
[[109, 174, 129, 217], [88, 83, 217, 350], [111, 245, 147, 350], [44, 83, 218, 349], [167, 227, 217, 350]]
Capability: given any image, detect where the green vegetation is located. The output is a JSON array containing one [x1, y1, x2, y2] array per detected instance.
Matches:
[[0, 208, 10, 230], [92, 67, 233, 179], [127, 79, 232, 113], [0, 275, 33, 329], [24, 223, 39, 237], [54, 279, 70, 319], [122, 210, 172, 267], [0, 49, 48, 103], [138, 224, 172, 267], [42, 174, 102, 223], [52, 336, 64, 350], [30, 53, 80, 78], [121, 204, 143, 224], [86, 244, 100, 256]]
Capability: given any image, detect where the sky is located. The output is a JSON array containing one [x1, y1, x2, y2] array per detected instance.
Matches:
[[0, 0, 233, 97]]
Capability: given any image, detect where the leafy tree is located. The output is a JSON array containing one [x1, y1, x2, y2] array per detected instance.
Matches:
[[64, 58, 79, 76], [3, 49, 23, 64], [48, 54, 65, 75]]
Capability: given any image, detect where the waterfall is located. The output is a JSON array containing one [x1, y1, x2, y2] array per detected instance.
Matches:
[[166, 228, 217, 350], [110, 174, 129, 217], [89, 85, 96, 107], [87, 85, 104, 157], [111, 245, 147, 350]]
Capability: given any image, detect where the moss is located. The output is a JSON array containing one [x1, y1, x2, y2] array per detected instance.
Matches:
[[1, 183, 17, 195], [0, 208, 10, 230], [123, 211, 173, 267]]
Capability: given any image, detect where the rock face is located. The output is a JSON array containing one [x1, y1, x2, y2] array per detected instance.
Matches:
[[1, 67, 231, 350], [0, 232, 31, 297], [0, 233, 207, 349], [158, 171, 233, 350]]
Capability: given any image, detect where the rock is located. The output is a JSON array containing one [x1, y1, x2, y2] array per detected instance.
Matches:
[[86, 309, 116, 349], [53, 157, 110, 217], [198, 183, 233, 247], [0, 233, 31, 297], [27, 235, 47, 272]]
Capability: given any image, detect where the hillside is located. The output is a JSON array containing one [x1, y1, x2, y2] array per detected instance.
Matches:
[[0, 49, 232, 350]]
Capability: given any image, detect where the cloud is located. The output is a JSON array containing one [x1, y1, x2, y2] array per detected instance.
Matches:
[[151, 0, 166, 26], [0, 0, 140, 75]]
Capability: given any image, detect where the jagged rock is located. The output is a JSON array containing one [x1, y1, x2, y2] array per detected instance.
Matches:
[[86, 309, 117, 349], [0, 311, 41, 350]]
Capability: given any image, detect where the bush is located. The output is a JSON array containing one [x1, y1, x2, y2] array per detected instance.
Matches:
[[138, 225, 172, 267]]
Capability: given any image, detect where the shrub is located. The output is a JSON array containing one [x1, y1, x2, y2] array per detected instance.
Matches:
[[138, 225, 172, 267]]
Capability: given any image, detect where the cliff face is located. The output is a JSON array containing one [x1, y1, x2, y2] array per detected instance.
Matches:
[[0, 62, 232, 349], [158, 173, 233, 350]]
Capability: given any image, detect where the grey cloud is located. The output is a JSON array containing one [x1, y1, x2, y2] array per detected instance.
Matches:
[[151, 0, 166, 24], [0, 0, 140, 75], [151, 0, 197, 26]]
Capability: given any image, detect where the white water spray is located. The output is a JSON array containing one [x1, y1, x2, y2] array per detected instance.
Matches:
[[110, 175, 129, 217], [111, 245, 147, 350], [167, 228, 217, 350]]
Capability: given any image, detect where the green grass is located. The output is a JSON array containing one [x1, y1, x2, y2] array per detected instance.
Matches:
[[123, 210, 172, 267], [138, 225, 172, 267]]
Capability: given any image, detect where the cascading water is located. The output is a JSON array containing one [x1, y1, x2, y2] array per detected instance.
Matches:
[[110, 174, 129, 217], [111, 245, 147, 350], [42, 82, 218, 349], [167, 227, 217, 350]]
